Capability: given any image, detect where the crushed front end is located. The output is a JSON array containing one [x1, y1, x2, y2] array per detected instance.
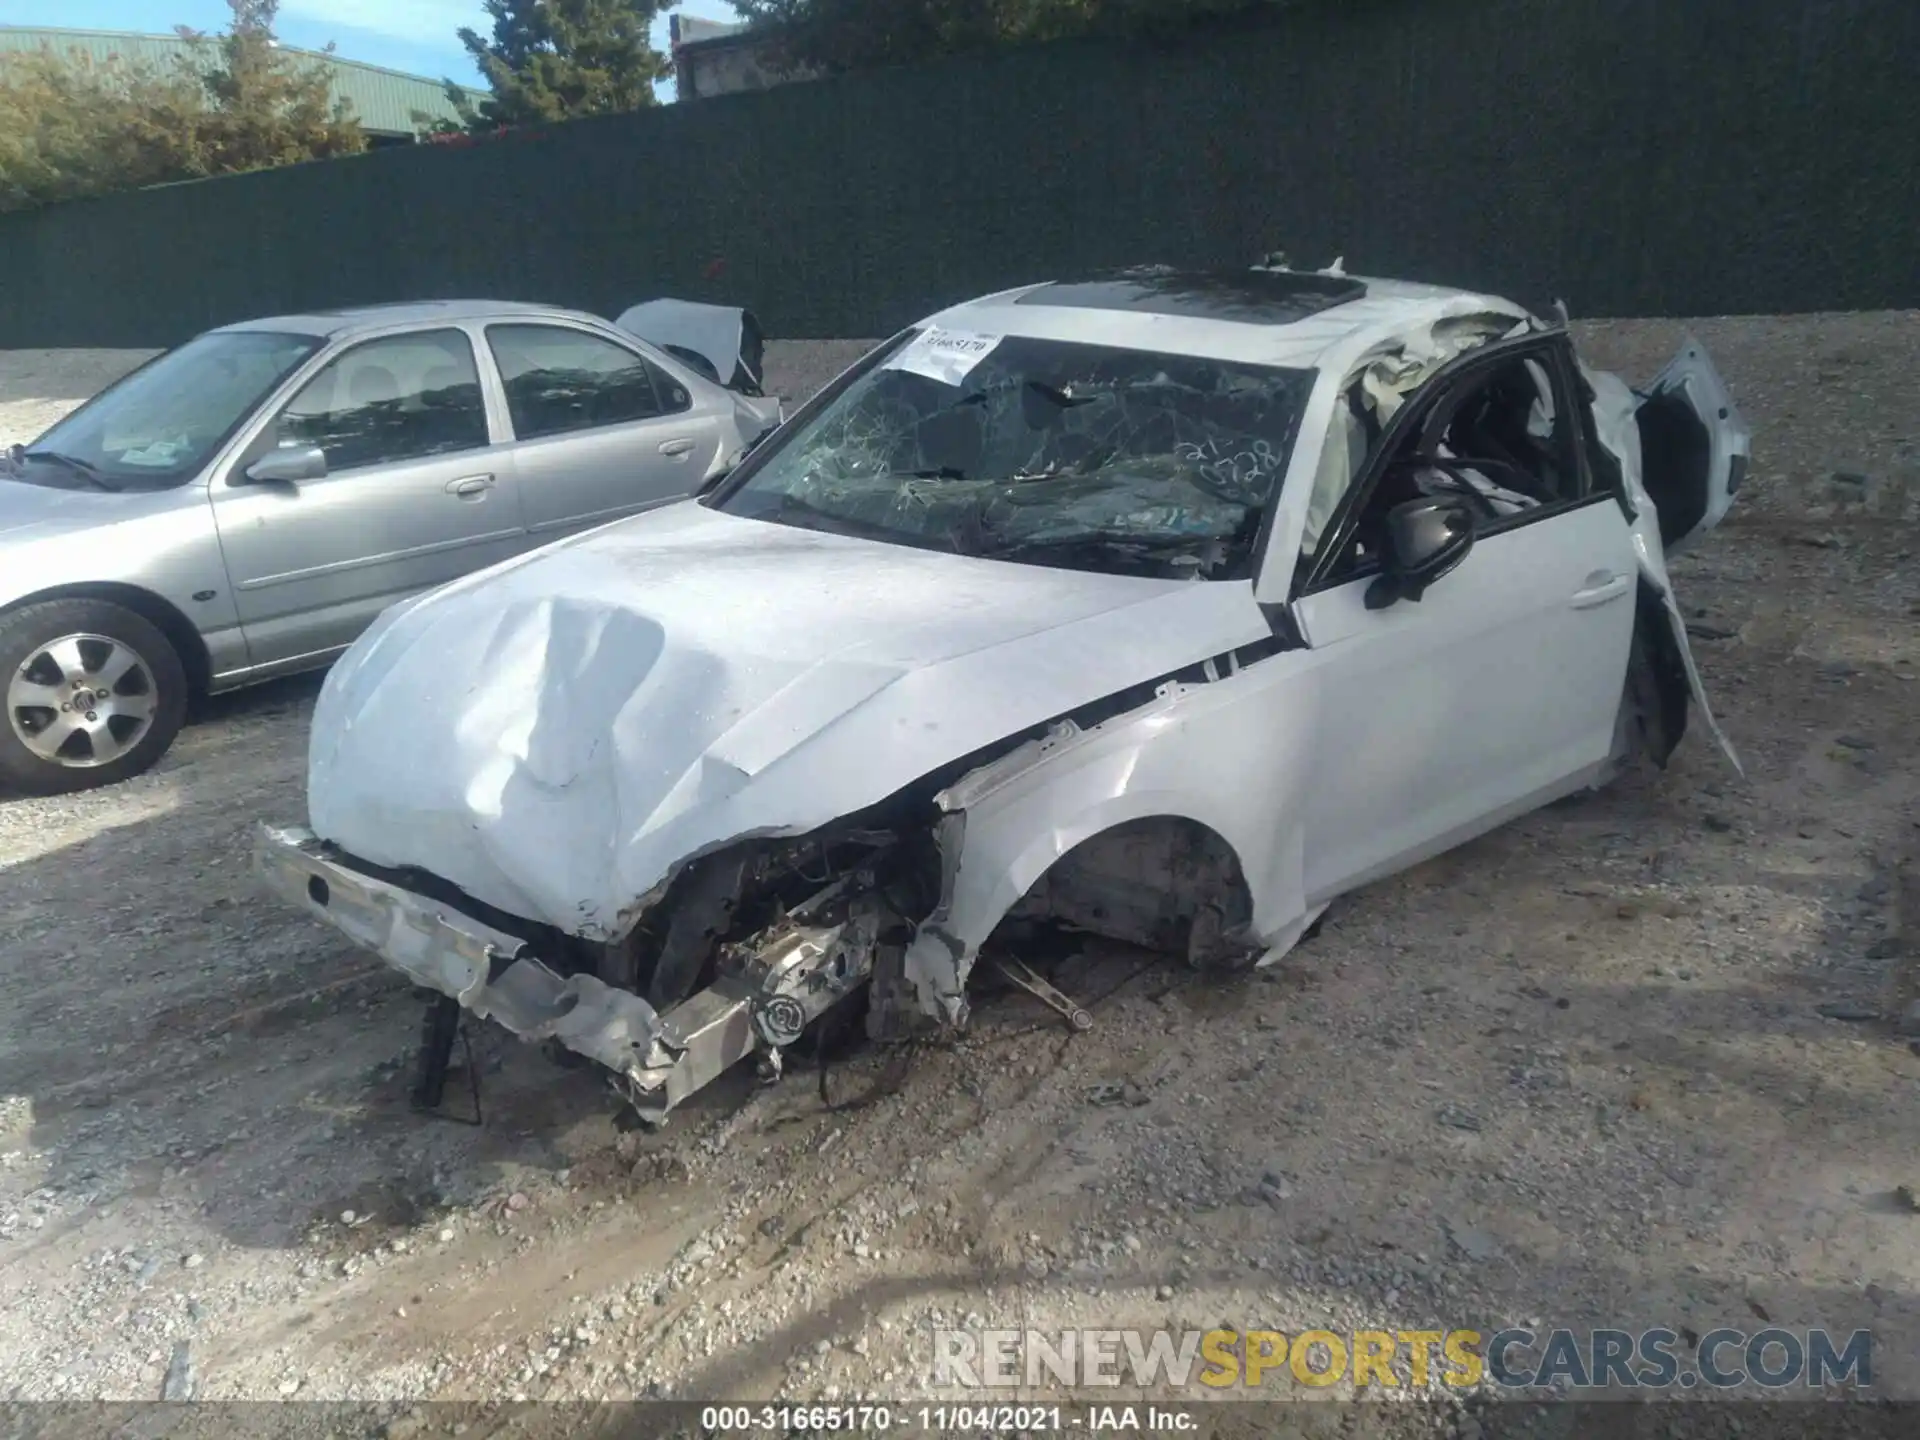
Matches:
[[255, 820, 935, 1124]]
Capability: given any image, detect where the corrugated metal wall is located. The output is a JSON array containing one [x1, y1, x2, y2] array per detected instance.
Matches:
[[1, 0, 1915, 347]]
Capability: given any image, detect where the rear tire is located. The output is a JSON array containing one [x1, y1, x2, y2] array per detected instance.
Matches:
[[0, 598, 188, 795]]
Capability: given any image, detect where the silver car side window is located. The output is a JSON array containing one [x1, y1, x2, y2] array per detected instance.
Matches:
[[486, 325, 691, 441], [277, 329, 488, 474]]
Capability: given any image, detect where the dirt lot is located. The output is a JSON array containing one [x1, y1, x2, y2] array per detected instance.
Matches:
[[1, 318, 1917, 1426]]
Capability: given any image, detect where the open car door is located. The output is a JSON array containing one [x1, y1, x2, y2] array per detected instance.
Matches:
[[1583, 343, 1747, 776], [1633, 337, 1751, 554]]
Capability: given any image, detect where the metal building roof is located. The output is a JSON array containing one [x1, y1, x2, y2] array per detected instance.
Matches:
[[0, 25, 482, 138]]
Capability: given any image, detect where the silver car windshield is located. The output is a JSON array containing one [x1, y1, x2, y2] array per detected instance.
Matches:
[[714, 333, 1314, 581], [21, 330, 321, 491]]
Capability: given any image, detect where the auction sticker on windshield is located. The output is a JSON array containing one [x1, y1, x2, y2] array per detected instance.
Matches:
[[885, 327, 1003, 386]]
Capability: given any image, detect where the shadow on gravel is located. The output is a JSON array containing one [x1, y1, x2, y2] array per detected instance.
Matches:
[[0, 670, 328, 806], [0, 668, 618, 1255]]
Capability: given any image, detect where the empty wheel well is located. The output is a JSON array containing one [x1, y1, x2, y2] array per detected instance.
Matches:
[[1003, 815, 1255, 959], [5, 584, 212, 698]]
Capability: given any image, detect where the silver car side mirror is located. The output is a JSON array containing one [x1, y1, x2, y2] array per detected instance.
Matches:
[[244, 444, 328, 485]]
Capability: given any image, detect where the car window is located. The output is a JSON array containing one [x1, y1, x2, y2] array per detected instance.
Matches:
[[1320, 347, 1584, 587], [276, 329, 488, 474], [487, 325, 691, 441]]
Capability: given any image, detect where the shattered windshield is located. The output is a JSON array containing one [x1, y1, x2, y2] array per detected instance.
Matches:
[[17, 330, 321, 491], [713, 330, 1314, 580]]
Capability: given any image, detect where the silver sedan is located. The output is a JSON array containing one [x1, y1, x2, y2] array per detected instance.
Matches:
[[0, 298, 782, 794]]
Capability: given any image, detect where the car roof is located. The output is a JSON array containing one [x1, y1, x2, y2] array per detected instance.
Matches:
[[214, 299, 604, 339], [926, 268, 1534, 371]]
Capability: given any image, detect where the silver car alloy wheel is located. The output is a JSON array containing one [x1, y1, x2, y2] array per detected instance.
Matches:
[[6, 632, 160, 768]]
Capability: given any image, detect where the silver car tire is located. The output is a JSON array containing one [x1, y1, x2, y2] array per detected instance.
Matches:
[[0, 598, 188, 796]]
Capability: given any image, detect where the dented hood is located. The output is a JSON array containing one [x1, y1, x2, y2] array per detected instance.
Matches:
[[307, 501, 1273, 939]]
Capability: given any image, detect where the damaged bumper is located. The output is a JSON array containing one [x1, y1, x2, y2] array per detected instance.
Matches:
[[255, 825, 877, 1122]]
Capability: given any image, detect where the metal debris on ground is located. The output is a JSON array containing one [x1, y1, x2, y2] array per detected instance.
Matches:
[[988, 956, 1095, 1032]]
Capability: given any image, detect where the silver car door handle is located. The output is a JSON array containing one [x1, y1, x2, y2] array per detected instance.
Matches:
[[1570, 573, 1631, 609], [446, 474, 495, 497], [658, 438, 697, 457]]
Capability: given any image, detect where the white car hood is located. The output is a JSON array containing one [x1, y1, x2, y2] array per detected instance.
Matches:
[[308, 501, 1273, 939]]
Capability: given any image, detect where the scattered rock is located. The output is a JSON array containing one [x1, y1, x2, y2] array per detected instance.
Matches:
[[506, 1192, 529, 1213], [1435, 1104, 1484, 1133], [1868, 937, 1906, 961], [1702, 814, 1733, 834], [1835, 734, 1875, 750], [340, 1209, 357, 1225], [1896, 1185, 1920, 1214], [758, 1215, 786, 1238], [1155, 1284, 1174, 1301], [1816, 1001, 1880, 1023], [1443, 1219, 1504, 1261], [182, 1253, 204, 1270], [161, 1341, 195, 1401]]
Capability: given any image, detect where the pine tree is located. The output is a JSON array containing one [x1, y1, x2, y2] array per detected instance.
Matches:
[[729, 0, 1287, 75], [456, 0, 670, 129]]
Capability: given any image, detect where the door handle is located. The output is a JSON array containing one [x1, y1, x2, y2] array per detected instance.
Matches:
[[446, 474, 494, 497], [658, 438, 697, 458], [1570, 573, 1631, 609]]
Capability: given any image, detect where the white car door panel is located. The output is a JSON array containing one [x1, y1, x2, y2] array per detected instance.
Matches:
[[1634, 336, 1751, 555], [1583, 361, 1745, 774], [1293, 498, 1640, 902]]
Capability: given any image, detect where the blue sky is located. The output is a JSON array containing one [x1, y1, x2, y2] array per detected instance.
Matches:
[[1, 1, 740, 92]]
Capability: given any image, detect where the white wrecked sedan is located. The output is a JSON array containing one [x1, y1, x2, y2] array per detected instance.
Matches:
[[257, 267, 1748, 1122]]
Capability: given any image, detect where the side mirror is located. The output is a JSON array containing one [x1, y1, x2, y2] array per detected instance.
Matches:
[[243, 444, 327, 485], [1364, 495, 1475, 610]]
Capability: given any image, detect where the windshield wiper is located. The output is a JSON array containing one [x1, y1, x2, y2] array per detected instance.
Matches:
[[982, 528, 1224, 554], [22, 449, 120, 491], [975, 533, 1228, 579], [761, 494, 958, 550]]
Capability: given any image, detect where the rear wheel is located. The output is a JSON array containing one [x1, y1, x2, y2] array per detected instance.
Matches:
[[0, 598, 188, 795]]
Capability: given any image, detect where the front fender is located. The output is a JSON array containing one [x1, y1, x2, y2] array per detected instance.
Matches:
[[903, 659, 1323, 1022]]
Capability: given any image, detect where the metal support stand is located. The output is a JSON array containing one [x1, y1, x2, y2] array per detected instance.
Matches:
[[411, 994, 483, 1125]]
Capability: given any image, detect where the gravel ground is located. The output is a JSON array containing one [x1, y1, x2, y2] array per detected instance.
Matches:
[[1, 318, 1917, 1429]]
